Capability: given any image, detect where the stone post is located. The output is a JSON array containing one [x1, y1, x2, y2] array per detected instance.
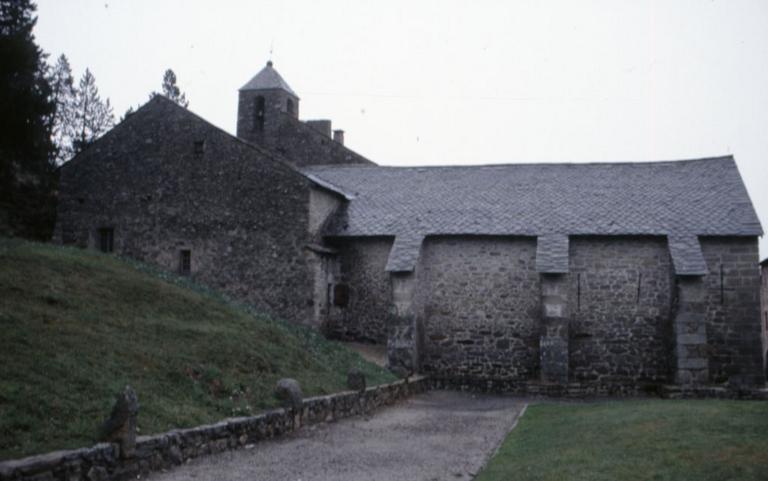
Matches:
[[540, 274, 569, 384], [673, 277, 709, 386], [387, 272, 422, 376], [99, 385, 139, 459]]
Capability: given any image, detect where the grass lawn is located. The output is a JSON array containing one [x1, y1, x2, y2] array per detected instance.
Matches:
[[0, 238, 396, 460], [476, 400, 768, 481]]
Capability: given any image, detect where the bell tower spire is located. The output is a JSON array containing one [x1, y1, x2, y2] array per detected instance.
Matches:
[[236, 61, 299, 143]]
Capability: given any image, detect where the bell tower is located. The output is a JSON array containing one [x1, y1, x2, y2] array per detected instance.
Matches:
[[236, 61, 299, 144]]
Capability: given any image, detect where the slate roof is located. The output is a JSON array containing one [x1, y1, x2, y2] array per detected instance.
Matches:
[[240, 61, 298, 96], [303, 156, 761, 274]]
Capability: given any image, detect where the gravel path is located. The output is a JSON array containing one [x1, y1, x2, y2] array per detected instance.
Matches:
[[150, 391, 526, 481]]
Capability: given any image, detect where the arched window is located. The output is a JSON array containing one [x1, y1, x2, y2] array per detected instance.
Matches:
[[287, 98, 295, 116], [254, 96, 265, 132]]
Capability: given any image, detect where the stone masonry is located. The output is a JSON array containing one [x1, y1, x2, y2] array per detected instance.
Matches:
[[567, 237, 674, 390], [54, 96, 318, 324], [418, 237, 540, 381], [701, 237, 764, 386], [318, 235, 764, 393], [323, 238, 393, 343], [54, 60, 766, 394], [237, 62, 373, 168], [762, 258, 768, 372]]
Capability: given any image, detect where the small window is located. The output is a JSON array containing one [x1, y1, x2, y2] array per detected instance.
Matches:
[[254, 96, 265, 132], [98, 228, 114, 253], [287, 98, 295, 116], [193, 140, 205, 156], [333, 283, 350, 308], [179, 249, 191, 275]]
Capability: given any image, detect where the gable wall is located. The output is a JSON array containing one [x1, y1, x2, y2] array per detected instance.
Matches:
[[54, 99, 315, 324]]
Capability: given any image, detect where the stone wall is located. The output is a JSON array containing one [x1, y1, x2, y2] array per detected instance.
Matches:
[[237, 87, 299, 143], [53, 97, 316, 324], [700, 237, 764, 386], [324, 235, 764, 393], [0, 377, 431, 481], [419, 236, 541, 381], [323, 237, 394, 343], [762, 262, 768, 371], [255, 111, 374, 167], [567, 237, 674, 390]]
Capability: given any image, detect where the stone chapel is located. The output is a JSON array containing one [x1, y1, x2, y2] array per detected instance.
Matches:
[[54, 61, 766, 394]]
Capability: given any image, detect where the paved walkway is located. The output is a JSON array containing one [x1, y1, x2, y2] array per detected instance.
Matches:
[[150, 391, 526, 481]]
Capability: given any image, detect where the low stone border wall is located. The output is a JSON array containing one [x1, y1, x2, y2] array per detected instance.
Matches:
[[660, 385, 768, 400], [0, 376, 431, 481], [431, 377, 654, 398], [432, 377, 768, 399]]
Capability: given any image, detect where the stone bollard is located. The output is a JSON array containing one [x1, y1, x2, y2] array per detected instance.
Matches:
[[347, 368, 366, 392], [99, 385, 139, 459], [274, 378, 303, 429], [274, 378, 303, 410]]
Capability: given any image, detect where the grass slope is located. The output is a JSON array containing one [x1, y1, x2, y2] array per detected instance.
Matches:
[[476, 400, 768, 481], [0, 238, 395, 460]]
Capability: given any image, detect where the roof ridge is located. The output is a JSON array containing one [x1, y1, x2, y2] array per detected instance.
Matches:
[[63, 95, 313, 185], [304, 156, 735, 171]]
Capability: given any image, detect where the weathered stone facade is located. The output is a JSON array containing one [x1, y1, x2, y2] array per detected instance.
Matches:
[[237, 62, 372, 168], [419, 237, 540, 380], [567, 237, 674, 389], [323, 237, 394, 343], [54, 61, 766, 394], [761, 258, 768, 371], [317, 235, 765, 393], [701, 237, 764, 386], [54, 96, 317, 324]]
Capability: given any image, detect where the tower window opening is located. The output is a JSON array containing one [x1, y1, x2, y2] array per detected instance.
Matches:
[[254, 96, 265, 131], [287, 98, 295, 116]]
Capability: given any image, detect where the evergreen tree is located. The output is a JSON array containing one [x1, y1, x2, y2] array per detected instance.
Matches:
[[0, 0, 56, 239], [47, 53, 76, 165], [160, 68, 188, 107], [71, 68, 114, 154]]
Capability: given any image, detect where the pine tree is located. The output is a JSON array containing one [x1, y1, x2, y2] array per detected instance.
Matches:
[[160, 68, 188, 107], [71, 68, 114, 154], [47, 53, 76, 165], [0, 0, 56, 239]]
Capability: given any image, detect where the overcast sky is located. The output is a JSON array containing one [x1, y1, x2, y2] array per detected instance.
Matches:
[[34, 0, 768, 257]]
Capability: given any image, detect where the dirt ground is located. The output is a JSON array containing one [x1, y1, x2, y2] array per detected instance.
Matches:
[[149, 391, 526, 481]]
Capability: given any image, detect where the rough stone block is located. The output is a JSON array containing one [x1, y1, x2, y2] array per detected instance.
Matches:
[[678, 358, 708, 370], [274, 378, 303, 411]]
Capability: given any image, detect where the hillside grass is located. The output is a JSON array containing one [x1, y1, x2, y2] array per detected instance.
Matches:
[[0, 238, 396, 461], [476, 400, 768, 481]]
